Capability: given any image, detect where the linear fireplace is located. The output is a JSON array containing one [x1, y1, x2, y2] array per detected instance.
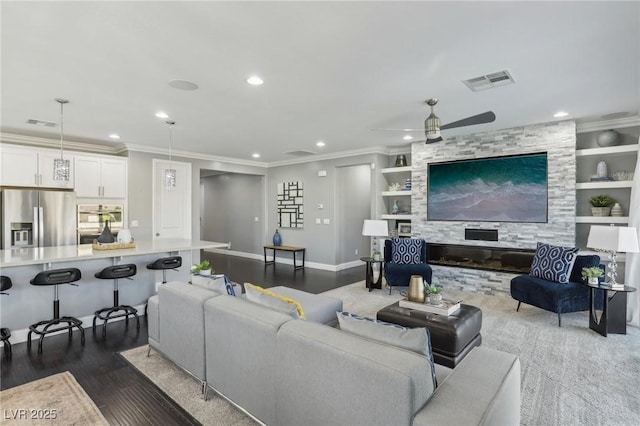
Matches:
[[426, 243, 534, 274]]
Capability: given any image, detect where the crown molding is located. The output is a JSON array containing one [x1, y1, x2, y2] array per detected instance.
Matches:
[[1, 132, 127, 154], [123, 143, 268, 168], [576, 115, 640, 133], [1, 132, 410, 168]]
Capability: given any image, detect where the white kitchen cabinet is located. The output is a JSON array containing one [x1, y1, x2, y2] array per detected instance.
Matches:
[[0, 144, 74, 188], [74, 155, 127, 198]]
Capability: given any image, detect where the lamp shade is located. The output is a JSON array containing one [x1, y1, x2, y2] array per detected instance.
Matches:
[[362, 220, 389, 237], [587, 225, 640, 253]]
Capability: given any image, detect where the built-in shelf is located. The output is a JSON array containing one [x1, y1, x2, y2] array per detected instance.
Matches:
[[576, 181, 633, 189], [576, 144, 639, 157], [381, 214, 412, 220], [381, 166, 411, 174], [381, 191, 412, 197], [575, 216, 629, 224]]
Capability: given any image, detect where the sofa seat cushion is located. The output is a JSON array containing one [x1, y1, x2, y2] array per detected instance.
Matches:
[[270, 286, 342, 326], [510, 274, 592, 313]]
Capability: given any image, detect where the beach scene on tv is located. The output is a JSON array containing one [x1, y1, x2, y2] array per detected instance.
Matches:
[[427, 153, 548, 223]]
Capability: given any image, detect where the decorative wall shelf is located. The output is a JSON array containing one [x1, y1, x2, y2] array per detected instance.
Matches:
[[575, 181, 633, 189], [381, 166, 411, 174], [381, 191, 412, 197]]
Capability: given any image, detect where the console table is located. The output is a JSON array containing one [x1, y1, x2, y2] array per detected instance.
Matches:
[[264, 245, 306, 270]]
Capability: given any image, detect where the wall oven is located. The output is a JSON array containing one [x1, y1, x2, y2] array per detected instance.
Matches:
[[77, 204, 124, 244]]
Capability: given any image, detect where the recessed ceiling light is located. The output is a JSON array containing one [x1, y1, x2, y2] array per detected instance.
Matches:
[[109, 133, 121, 139], [247, 76, 264, 86], [252, 153, 261, 158], [168, 79, 199, 91], [316, 141, 325, 147], [403, 135, 413, 141], [155, 111, 169, 119], [553, 111, 569, 118]]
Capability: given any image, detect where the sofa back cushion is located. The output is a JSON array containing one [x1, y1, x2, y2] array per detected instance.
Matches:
[[337, 311, 437, 389], [275, 320, 436, 426], [204, 295, 293, 425], [530, 242, 579, 283], [569, 254, 601, 283]]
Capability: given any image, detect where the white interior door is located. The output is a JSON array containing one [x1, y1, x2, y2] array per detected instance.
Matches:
[[152, 159, 192, 239]]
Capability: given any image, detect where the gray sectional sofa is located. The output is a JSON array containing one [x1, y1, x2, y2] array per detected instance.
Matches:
[[148, 281, 521, 426]]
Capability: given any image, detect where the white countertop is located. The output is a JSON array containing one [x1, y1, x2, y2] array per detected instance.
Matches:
[[0, 239, 230, 267]]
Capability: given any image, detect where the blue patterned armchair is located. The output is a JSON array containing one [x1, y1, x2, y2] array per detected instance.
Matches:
[[383, 238, 432, 295]]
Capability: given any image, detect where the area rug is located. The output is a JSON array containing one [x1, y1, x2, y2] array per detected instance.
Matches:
[[0, 371, 108, 425], [122, 282, 640, 425]]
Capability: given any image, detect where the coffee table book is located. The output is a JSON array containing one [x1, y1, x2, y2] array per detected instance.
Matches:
[[399, 298, 461, 316]]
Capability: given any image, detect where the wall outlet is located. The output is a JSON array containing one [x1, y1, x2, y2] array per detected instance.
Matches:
[[323, 218, 330, 225], [316, 218, 321, 224], [130, 220, 139, 227], [355, 249, 358, 255]]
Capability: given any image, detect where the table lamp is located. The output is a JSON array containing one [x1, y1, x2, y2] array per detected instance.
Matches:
[[586, 225, 639, 288], [362, 220, 389, 260]]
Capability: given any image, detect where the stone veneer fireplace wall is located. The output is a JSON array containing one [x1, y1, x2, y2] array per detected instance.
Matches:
[[411, 120, 577, 296]]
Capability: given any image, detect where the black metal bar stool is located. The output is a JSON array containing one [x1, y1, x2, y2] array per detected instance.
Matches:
[[1, 276, 12, 359], [147, 256, 182, 283], [28, 268, 85, 354], [145, 256, 181, 315], [93, 264, 139, 338]]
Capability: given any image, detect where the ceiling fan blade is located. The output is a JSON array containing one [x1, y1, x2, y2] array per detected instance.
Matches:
[[440, 111, 496, 130]]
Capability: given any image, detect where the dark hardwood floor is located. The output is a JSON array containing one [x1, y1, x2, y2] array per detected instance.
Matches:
[[0, 252, 363, 425]]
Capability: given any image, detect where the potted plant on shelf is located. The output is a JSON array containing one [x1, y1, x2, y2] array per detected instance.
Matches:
[[589, 195, 614, 217], [191, 260, 213, 276], [581, 266, 604, 285]]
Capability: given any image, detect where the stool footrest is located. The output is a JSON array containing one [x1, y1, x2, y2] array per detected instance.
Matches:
[[93, 305, 140, 338], [27, 317, 85, 354]]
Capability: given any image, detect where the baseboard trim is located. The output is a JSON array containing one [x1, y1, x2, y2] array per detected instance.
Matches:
[[204, 248, 361, 272]]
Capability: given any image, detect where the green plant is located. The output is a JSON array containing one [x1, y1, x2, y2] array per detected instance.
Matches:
[[581, 266, 604, 280], [428, 286, 442, 295], [191, 259, 213, 274], [589, 195, 614, 207]]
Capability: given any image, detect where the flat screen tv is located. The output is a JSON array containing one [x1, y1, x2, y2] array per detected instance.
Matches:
[[427, 152, 548, 223]]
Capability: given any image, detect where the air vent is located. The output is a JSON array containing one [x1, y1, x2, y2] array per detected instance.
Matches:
[[26, 119, 56, 127], [284, 150, 316, 156], [463, 70, 515, 92]]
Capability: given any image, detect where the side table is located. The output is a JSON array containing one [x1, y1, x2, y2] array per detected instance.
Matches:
[[583, 282, 637, 337], [360, 257, 384, 292]]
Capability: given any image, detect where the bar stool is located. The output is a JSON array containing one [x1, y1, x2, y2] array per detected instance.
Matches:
[[93, 264, 139, 338], [147, 256, 182, 283], [145, 256, 182, 315], [1, 276, 12, 359], [28, 268, 85, 354]]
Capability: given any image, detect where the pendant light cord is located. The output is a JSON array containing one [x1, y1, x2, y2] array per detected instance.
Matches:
[[167, 120, 175, 169], [56, 98, 69, 160]]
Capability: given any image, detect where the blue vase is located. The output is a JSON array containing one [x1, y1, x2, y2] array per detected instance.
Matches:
[[273, 229, 282, 246]]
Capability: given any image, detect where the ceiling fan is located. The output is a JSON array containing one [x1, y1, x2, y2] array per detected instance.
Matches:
[[378, 98, 496, 144]]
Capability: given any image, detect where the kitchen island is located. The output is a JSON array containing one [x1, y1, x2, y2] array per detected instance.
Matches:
[[0, 239, 229, 344]]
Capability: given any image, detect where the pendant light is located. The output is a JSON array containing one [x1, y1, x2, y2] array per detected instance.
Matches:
[[424, 98, 443, 144], [164, 120, 177, 190], [53, 98, 71, 182]]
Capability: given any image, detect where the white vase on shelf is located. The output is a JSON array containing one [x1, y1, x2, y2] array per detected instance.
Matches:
[[611, 203, 624, 217], [596, 161, 608, 178]]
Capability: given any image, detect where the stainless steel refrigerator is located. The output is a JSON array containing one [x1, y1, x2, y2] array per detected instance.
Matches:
[[1, 189, 77, 249]]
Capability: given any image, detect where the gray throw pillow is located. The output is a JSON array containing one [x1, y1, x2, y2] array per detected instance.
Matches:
[[244, 283, 300, 319]]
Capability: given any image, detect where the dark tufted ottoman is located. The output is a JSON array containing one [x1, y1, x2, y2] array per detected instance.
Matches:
[[376, 302, 482, 368]]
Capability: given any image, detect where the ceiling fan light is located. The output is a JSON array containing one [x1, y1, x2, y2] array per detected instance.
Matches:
[[424, 112, 442, 143]]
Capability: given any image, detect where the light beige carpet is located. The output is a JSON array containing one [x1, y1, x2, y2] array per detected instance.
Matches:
[[0, 371, 108, 425], [123, 281, 640, 425]]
